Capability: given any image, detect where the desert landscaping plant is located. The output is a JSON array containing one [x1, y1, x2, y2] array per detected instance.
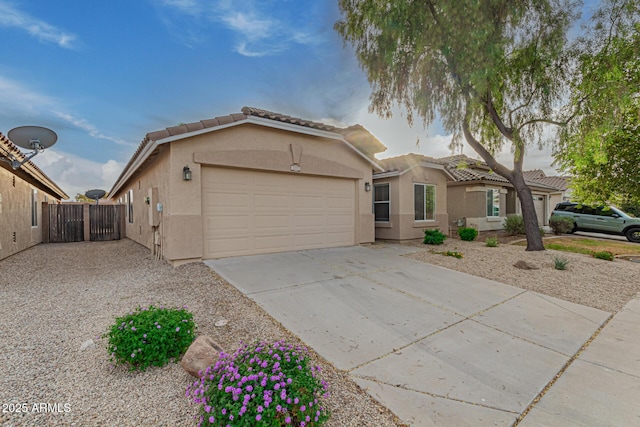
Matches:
[[504, 215, 526, 236], [591, 250, 615, 261], [485, 237, 499, 247], [457, 227, 478, 241], [187, 340, 330, 427], [424, 229, 447, 245], [549, 216, 575, 235], [444, 251, 464, 259], [103, 305, 197, 371], [553, 256, 569, 270]]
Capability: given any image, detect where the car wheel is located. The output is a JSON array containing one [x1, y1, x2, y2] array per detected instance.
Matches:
[[626, 228, 640, 243]]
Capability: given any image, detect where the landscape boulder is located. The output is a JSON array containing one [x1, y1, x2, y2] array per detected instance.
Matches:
[[513, 260, 539, 270], [181, 336, 224, 378]]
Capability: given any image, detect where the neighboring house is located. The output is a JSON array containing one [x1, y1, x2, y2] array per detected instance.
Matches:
[[523, 169, 572, 208], [0, 133, 68, 261], [441, 155, 560, 231], [108, 107, 387, 265], [372, 153, 453, 240]]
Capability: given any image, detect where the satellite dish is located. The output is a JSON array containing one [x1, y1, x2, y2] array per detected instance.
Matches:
[[85, 189, 106, 201], [8, 126, 58, 150], [2, 125, 58, 169]]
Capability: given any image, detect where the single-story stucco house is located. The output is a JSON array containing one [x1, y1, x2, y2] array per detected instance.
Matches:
[[0, 132, 68, 261], [523, 169, 572, 209], [440, 155, 560, 231], [108, 107, 387, 266], [372, 153, 454, 240]]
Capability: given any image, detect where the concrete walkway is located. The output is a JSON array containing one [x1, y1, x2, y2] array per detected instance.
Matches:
[[204, 244, 634, 426]]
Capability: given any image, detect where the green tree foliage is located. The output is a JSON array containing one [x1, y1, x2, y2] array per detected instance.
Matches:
[[336, 1, 579, 251], [555, 0, 640, 206]]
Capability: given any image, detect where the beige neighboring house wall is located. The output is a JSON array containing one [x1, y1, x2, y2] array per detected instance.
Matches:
[[373, 154, 450, 240], [0, 133, 68, 261], [109, 107, 386, 266], [447, 183, 508, 232]]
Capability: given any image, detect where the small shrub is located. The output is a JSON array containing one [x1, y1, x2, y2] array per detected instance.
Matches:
[[485, 237, 498, 247], [444, 251, 464, 259], [187, 340, 330, 427], [504, 215, 525, 236], [457, 227, 478, 241], [591, 251, 614, 261], [103, 304, 197, 371], [549, 217, 575, 235], [553, 256, 569, 270], [424, 229, 447, 245]]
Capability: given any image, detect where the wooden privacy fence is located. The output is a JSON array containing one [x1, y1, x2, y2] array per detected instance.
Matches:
[[43, 203, 124, 243]]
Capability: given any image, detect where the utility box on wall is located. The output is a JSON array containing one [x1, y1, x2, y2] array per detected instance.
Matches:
[[148, 187, 160, 226]]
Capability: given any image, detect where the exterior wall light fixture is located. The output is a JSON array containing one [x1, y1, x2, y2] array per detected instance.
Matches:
[[183, 165, 192, 181], [365, 181, 371, 192]]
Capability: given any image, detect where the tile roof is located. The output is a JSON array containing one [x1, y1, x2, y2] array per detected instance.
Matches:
[[0, 132, 69, 199], [110, 106, 386, 195], [523, 169, 546, 180], [376, 153, 563, 190], [376, 153, 440, 173], [528, 176, 570, 191]]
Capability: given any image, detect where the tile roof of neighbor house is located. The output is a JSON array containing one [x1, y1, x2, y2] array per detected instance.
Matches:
[[523, 169, 547, 180], [376, 153, 441, 173], [377, 153, 562, 190], [0, 132, 69, 200], [110, 106, 387, 196]]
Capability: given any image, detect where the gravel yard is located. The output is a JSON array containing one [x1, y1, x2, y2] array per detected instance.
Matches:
[[401, 235, 640, 313], [0, 240, 401, 427], [2, 236, 638, 426]]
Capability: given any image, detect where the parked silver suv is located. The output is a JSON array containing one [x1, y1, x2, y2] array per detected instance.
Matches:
[[551, 202, 640, 243]]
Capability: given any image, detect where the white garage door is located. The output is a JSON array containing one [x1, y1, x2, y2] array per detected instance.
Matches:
[[202, 167, 356, 259]]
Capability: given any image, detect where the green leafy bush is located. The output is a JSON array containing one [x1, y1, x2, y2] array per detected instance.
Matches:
[[553, 256, 569, 270], [457, 227, 478, 241], [187, 340, 330, 426], [103, 305, 196, 371], [424, 229, 447, 245], [549, 217, 575, 235], [485, 237, 498, 247], [444, 251, 464, 259], [503, 215, 525, 236], [591, 251, 614, 261]]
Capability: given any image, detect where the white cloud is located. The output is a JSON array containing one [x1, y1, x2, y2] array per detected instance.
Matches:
[[154, 0, 320, 56], [0, 75, 54, 117], [35, 149, 124, 200], [52, 111, 134, 147], [0, 1, 79, 49]]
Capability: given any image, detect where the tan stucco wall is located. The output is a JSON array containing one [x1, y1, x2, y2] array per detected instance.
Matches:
[[0, 166, 52, 261], [113, 123, 376, 264], [447, 184, 507, 232], [374, 167, 449, 240], [114, 146, 171, 258]]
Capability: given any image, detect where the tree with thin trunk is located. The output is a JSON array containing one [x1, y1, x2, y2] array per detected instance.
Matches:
[[336, 0, 580, 250]]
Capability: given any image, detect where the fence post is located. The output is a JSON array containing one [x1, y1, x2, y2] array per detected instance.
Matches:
[[83, 203, 91, 242]]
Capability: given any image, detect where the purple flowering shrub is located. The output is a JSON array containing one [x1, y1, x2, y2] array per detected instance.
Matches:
[[103, 305, 197, 371], [187, 340, 330, 426]]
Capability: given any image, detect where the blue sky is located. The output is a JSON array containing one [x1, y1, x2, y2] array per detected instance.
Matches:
[[1, 0, 596, 199]]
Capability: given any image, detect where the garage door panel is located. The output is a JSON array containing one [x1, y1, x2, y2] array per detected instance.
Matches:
[[202, 168, 356, 259]]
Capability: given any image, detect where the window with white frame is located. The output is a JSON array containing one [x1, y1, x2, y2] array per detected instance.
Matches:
[[373, 183, 390, 222], [127, 189, 134, 223], [486, 189, 500, 217], [31, 189, 38, 227], [414, 183, 435, 221]]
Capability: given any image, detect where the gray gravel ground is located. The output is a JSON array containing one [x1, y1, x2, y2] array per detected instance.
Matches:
[[0, 240, 402, 427], [403, 237, 640, 313]]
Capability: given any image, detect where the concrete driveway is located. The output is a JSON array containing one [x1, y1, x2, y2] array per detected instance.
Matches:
[[205, 244, 611, 425]]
